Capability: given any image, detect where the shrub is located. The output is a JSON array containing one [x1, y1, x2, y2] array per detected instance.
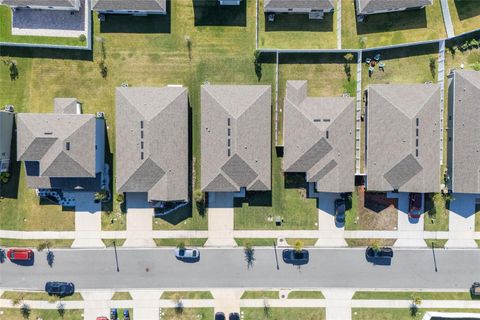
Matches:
[[78, 34, 86, 42]]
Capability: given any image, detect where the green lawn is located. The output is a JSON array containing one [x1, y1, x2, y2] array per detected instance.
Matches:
[[0, 0, 270, 232], [352, 291, 476, 300], [287, 291, 325, 299], [0, 308, 83, 320], [159, 308, 213, 320], [242, 308, 326, 320], [1, 291, 83, 301], [102, 211, 126, 231], [448, 0, 480, 35], [161, 291, 213, 300], [0, 5, 86, 47], [258, 0, 337, 49], [345, 239, 396, 247], [235, 238, 277, 247], [352, 308, 480, 319], [0, 239, 73, 248], [154, 238, 207, 247], [342, 0, 446, 49], [424, 193, 449, 232], [286, 238, 317, 246], [425, 239, 448, 248], [241, 291, 279, 299], [111, 292, 132, 300], [102, 239, 126, 247]]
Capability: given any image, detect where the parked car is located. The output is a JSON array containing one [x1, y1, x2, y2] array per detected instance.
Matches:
[[334, 198, 346, 224], [229, 312, 240, 320], [123, 309, 130, 320], [365, 247, 394, 259], [45, 281, 75, 297], [7, 249, 34, 262], [408, 193, 422, 219], [110, 308, 118, 320], [96, 317, 109, 320], [215, 312, 226, 320], [174, 247, 199, 260], [471, 282, 480, 296], [282, 249, 309, 265]]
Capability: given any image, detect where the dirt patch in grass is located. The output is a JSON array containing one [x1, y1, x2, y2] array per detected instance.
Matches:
[[346, 186, 397, 230]]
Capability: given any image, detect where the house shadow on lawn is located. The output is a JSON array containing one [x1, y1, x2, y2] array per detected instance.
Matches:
[[265, 13, 333, 32], [279, 51, 357, 64], [0, 46, 92, 61], [365, 42, 437, 60], [356, 8, 427, 35], [234, 191, 273, 208], [99, 3, 171, 33], [0, 121, 19, 200], [101, 121, 115, 213], [454, 0, 480, 21], [193, 0, 246, 27], [154, 203, 194, 225]]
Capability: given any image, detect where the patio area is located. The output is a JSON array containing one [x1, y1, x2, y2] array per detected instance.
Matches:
[[11, 0, 87, 37]]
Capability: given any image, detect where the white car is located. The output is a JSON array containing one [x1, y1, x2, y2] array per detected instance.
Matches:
[[174, 248, 199, 260]]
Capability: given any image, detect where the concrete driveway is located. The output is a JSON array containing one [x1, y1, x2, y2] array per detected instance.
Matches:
[[205, 192, 236, 247], [124, 193, 155, 248], [72, 192, 104, 248], [315, 192, 346, 247], [446, 193, 477, 248]]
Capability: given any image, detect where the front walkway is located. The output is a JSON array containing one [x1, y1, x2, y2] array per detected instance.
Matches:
[[72, 192, 104, 248], [205, 192, 236, 247], [446, 193, 477, 248]]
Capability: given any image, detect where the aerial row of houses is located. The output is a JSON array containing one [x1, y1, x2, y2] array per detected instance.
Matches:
[[0, 0, 433, 20], [0, 69, 478, 208]]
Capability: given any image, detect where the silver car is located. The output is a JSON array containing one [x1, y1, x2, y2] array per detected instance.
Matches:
[[174, 248, 199, 260]]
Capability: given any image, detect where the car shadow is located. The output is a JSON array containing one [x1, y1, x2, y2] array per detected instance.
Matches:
[[10, 256, 35, 267], [175, 256, 200, 263], [365, 256, 392, 266]]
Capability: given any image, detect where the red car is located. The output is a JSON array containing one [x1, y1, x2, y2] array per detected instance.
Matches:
[[96, 317, 109, 320], [408, 193, 423, 219], [7, 249, 34, 261]]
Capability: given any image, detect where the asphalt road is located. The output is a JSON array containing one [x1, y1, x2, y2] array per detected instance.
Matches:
[[1, 247, 479, 290]]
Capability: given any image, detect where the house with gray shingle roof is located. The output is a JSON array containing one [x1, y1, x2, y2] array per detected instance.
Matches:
[[283, 80, 355, 193], [0, 110, 14, 173], [366, 83, 441, 193], [16, 99, 105, 192], [92, 0, 166, 14], [201, 85, 271, 193], [264, 0, 334, 16], [2, 0, 80, 11], [356, 0, 432, 18], [448, 70, 480, 194], [115, 86, 188, 204]]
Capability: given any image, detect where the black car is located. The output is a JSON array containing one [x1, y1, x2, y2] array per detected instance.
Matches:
[[45, 281, 75, 297], [471, 282, 480, 296], [334, 198, 346, 224], [229, 312, 240, 320], [365, 247, 394, 259], [215, 312, 226, 320], [282, 249, 309, 265]]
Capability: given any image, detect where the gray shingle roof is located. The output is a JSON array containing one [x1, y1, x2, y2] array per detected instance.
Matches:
[[264, 0, 334, 11], [283, 80, 355, 193], [2, 0, 78, 9], [450, 70, 480, 193], [115, 86, 188, 202], [366, 83, 441, 193], [92, 0, 166, 11], [17, 113, 96, 179], [356, 0, 432, 15], [54, 98, 79, 115], [201, 85, 271, 192]]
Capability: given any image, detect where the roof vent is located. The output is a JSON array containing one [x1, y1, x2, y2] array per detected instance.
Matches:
[[44, 132, 53, 135]]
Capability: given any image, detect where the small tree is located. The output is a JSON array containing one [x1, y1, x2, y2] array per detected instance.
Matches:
[[116, 193, 124, 203], [57, 302, 65, 318], [410, 294, 422, 316], [78, 34, 86, 42], [244, 242, 255, 269], [98, 60, 108, 78], [20, 303, 30, 319], [371, 240, 380, 252], [0, 172, 10, 184], [184, 35, 192, 61], [11, 295, 22, 307], [294, 240, 304, 253], [193, 189, 203, 204], [174, 298, 184, 315], [344, 53, 354, 82], [429, 57, 436, 80], [177, 241, 186, 250], [37, 240, 52, 252], [95, 189, 109, 202], [263, 299, 271, 317]]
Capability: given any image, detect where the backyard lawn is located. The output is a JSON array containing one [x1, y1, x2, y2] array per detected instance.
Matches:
[[448, 0, 480, 35], [0, 0, 274, 231], [352, 308, 480, 320], [258, 0, 337, 49], [242, 308, 326, 320], [342, 0, 446, 49], [0, 5, 86, 47], [0, 308, 83, 320]]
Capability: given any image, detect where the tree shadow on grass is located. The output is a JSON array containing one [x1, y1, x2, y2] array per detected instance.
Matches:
[[99, 1, 171, 33], [193, 0, 246, 27], [454, 0, 480, 21], [265, 13, 333, 32], [234, 191, 272, 208], [356, 8, 427, 35]]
